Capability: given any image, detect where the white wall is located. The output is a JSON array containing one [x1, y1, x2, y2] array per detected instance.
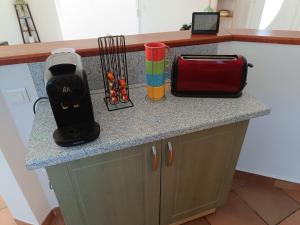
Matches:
[[232, 0, 265, 29], [218, 0, 300, 30], [0, 64, 38, 143], [0, 0, 23, 44], [0, 87, 51, 224], [54, 0, 139, 40], [26, 0, 63, 42], [0, 0, 62, 45], [218, 41, 300, 183], [0, 149, 38, 224], [268, 0, 300, 30], [231, 0, 300, 30], [0, 64, 59, 223], [0, 64, 59, 209], [138, 0, 218, 33]]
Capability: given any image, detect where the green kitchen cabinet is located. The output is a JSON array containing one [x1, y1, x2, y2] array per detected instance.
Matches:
[[47, 141, 161, 225], [160, 121, 248, 225], [47, 121, 248, 225]]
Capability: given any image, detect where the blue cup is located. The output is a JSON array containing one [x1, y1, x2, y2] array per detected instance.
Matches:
[[146, 74, 165, 87]]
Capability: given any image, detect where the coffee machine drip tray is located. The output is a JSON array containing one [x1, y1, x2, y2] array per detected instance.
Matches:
[[53, 122, 100, 147]]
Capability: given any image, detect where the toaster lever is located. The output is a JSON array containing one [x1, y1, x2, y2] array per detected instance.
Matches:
[[248, 63, 254, 68]]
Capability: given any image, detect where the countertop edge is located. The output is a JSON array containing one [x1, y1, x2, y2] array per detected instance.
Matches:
[[25, 107, 270, 170]]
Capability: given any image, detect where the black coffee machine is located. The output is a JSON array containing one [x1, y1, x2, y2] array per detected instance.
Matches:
[[44, 50, 100, 147]]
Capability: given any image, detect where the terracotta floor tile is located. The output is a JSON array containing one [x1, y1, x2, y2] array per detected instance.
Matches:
[[232, 171, 275, 190], [274, 180, 300, 191], [206, 192, 266, 225], [236, 183, 299, 225], [51, 216, 65, 225], [0, 208, 17, 225], [279, 209, 300, 225], [183, 218, 210, 225], [14, 219, 32, 225], [283, 189, 300, 204], [50, 208, 65, 225], [231, 176, 247, 190]]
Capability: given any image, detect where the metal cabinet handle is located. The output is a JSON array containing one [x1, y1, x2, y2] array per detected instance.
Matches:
[[151, 146, 158, 171], [167, 142, 174, 166], [49, 181, 53, 190]]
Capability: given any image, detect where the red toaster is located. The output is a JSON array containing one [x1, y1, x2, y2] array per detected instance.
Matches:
[[171, 55, 253, 98]]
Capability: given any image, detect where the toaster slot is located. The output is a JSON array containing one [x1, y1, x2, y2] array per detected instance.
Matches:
[[181, 55, 237, 61]]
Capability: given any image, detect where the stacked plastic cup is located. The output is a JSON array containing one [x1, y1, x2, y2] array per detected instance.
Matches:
[[144, 42, 169, 101]]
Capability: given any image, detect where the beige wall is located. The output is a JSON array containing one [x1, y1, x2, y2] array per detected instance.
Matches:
[[218, 41, 300, 184], [268, 0, 300, 30], [26, 0, 63, 42], [232, 0, 264, 29], [0, 84, 51, 224], [139, 0, 218, 33], [0, 0, 62, 45], [0, 150, 38, 224], [0, 196, 19, 225], [230, 0, 300, 30], [0, 0, 23, 44]]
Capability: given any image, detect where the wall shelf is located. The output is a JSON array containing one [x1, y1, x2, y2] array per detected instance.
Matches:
[[217, 0, 236, 28], [14, 1, 40, 44]]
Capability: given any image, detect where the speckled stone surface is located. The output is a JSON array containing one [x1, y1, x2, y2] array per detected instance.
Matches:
[[26, 86, 270, 170], [27, 44, 217, 97]]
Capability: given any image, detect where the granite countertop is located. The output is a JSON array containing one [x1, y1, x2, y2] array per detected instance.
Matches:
[[26, 86, 270, 170]]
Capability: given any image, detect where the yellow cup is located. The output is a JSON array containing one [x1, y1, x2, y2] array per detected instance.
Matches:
[[146, 85, 165, 101]]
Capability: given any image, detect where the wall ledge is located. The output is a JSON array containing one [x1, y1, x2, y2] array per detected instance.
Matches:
[[1, 29, 300, 66]]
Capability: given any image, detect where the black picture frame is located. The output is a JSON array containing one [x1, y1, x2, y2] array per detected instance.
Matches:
[[191, 12, 220, 34]]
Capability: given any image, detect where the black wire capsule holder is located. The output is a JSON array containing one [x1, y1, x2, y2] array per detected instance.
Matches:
[[98, 35, 134, 111]]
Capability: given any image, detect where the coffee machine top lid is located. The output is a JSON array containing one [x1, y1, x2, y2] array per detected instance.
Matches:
[[44, 50, 84, 83], [48, 53, 78, 75], [44, 50, 86, 103], [51, 48, 75, 54], [45, 48, 83, 75]]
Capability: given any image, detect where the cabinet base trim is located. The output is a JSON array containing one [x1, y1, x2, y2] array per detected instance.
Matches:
[[169, 208, 216, 225]]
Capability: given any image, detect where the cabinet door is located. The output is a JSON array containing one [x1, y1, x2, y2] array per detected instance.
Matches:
[[47, 141, 161, 225], [160, 121, 248, 225]]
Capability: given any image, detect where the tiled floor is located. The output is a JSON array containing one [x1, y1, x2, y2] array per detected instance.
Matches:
[[190, 171, 300, 225], [51, 209, 65, 225], [2, 171, 300, 225], [0, 196, 17, 225], [49, 171, 300, 225]]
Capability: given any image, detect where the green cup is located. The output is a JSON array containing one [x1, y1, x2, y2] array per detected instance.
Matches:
[[146, 59, 166, 74]]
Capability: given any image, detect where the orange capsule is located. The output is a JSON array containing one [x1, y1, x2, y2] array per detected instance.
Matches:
[[106, 72, 115, 82], [119, 79, 126, 88]]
